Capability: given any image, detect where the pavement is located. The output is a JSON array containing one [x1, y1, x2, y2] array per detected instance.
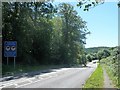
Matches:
[[1, 60, 98, 88]]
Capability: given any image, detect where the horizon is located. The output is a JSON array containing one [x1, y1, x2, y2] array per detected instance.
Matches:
[[85, 46, 117, 49]]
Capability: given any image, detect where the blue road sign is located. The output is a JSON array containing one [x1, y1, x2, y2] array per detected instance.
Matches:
[[4, 41, 17, 57]]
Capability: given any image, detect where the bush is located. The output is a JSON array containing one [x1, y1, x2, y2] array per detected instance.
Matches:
[[86, 54, 92, 62]]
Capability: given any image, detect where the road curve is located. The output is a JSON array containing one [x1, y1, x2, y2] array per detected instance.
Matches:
[[17, 61, 98, 88]]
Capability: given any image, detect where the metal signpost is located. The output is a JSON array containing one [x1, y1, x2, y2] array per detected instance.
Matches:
[[4, 41, 17, 68]]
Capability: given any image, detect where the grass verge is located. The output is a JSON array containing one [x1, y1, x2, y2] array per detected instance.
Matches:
[[83, 64, 104, 88]]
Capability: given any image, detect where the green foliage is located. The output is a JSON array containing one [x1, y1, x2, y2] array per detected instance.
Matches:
[[97, 49, 110, 61], [92, 53, 97, 60], [85, 47, 110, 54], [100, 46, 119, 88], [84, 64, 104, 88], [85, 47, 111, 62], [86, 53, 97, 62], [97, 50, 104, 60], [50, 17, 63, 64], [2, 2, 90, 67], [77, 0, 104, 11], [81, 54, 87, 66], [2, 2, 55, 65], [86, 54, 92, 62], [54, 3, 89, 65]]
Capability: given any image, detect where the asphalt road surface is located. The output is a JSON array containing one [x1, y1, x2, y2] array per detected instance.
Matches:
[[15, 61, 98, 88]]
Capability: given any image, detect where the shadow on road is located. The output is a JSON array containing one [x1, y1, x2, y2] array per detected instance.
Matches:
[[1, 64, 93, 82]]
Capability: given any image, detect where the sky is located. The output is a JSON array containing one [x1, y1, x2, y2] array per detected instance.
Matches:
[[53, 1, 118, 48]]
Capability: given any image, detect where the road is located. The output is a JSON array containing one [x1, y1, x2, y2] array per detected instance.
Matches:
[[2, 60, 98, 88]]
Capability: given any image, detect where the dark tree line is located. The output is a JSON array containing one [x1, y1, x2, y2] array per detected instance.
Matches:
[[2, 2, 90, 66]]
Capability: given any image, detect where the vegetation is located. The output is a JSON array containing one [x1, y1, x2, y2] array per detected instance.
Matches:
[[85, 47, 110, 54], [86, 54, 92, 62], [77, 0, 104, 11], [84, 64, 104, 88], [86, 46, 119, 88], [100, 46, 119, 88], [2, 2, 90, 74], [2, 1, 119, 88], [85, 47, 110, 63], [97, 49, 111, 62]]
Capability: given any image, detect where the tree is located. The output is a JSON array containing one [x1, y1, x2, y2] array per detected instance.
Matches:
[[97, 49, 110, 62], [77, 0, 104, 11], [81, 54, 87, 66], [50, 17, 63, 64], [58, 3, 90, 65], [97, 50, 104, 62], [2, 2, 56, 65], [2, 2, 90, 66], [86, 54, 92, 62], [102, 49, 110, 58]]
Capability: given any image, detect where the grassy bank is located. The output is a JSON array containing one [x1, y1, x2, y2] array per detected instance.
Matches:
[[2, 64, 70, 76], [100, 57, 119, 88], [83, 64, 104, 88]]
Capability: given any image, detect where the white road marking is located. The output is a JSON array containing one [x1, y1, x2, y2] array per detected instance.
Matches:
[[1, 61, 99, 88]]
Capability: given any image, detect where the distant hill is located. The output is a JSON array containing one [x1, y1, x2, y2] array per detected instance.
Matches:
[[85, 47, 111, 54]]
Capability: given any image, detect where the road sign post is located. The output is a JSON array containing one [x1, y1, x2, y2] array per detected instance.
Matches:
[[14, 57, 15, 69], [4, 41, 17, 68], [7, 57, 8, 65]]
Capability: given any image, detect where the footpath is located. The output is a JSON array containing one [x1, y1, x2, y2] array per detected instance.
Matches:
[[103, 68, 115, 88]]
